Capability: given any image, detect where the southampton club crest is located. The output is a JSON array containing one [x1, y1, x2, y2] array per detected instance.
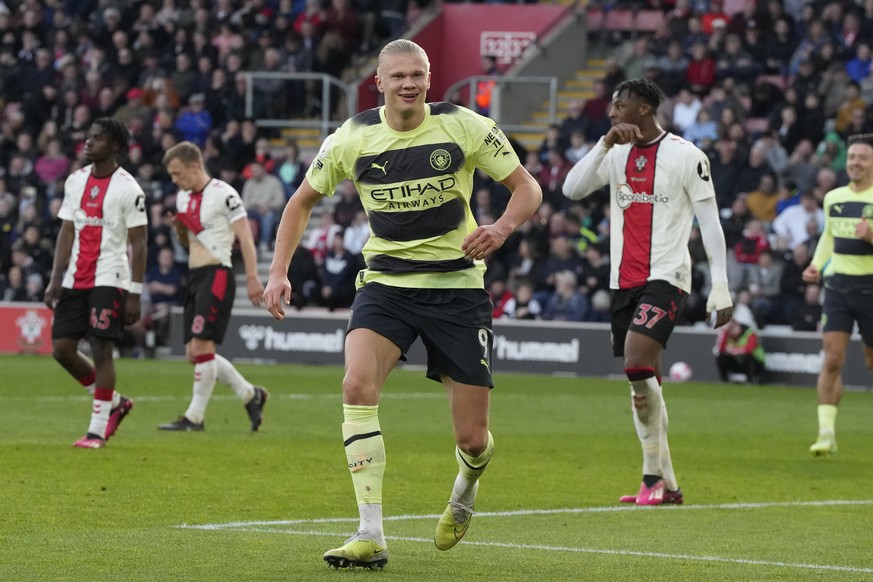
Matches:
[[634, 155, 647, 172], [89, 185, 100, 199], [430, 149, 451, 171]]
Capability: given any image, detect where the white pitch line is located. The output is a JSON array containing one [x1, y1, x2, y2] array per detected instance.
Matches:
[[179, 527, 873, 575], [178, 498, 873, 531], [176, 499, 873, 574]]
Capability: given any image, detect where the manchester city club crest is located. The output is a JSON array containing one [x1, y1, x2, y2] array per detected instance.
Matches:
[[430, 149, 451, 171], [634, 155, 647, 172], [863, 205, 873, 219]]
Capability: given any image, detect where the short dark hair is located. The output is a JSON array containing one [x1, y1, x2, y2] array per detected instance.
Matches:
[[848, 134, 873, 149], [613, 78, 666, 110], [92, 117, 130, 159]]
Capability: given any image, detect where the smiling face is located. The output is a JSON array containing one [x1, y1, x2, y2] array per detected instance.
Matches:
[[846, 142, 873, 188], [375, 46, 430, 129]]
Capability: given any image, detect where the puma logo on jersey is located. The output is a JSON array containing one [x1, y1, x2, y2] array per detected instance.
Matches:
[[370, 161, 388, 175]]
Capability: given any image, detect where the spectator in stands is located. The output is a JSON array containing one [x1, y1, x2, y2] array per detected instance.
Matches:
[[771, 191, 824, 252], [839, 104, 873, 142], [320, 231, 357, 311], [276, 140, 308, 198], [558, 100, 590, 151], [564, 129, 592, 165], [748, 248, 785, 326], [501, 279, 541, 320], [305, 211, 343, 266], [241, 160, 286, 252], [1, 264, 26, 301], [790, 283, 822, 332], [538, 148, 572, 210], [332, 179, 363, 230], [344, 209, 370, 257], [814, 130, 847, 173], [780, 140, 817, 195], [671, 89, 702, 134], [621, 38, 656, 82], [745, 172, 780, 224], [145, 246, 185, 346], [489, 278, 514, 319], [174, 93, 213, 149], [777, 242, 812, 324], [686, 41, 716, 96], [583, 80, 612, 137], [542, 270, 589, 322], [716, 33, 760, 82], [538, 124, 562, 165], [656, 41, 690, 96], [734, 145, 776, 203]]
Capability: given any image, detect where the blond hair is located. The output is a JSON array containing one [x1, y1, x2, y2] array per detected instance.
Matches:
[[377, 39, 430, 73], [162, 140, 204, 167]]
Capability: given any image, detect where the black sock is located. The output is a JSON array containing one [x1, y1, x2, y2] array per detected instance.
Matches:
[[642, 474, 662, 488]]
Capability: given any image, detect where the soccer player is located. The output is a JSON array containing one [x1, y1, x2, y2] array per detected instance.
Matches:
[[157, 141, 268, 432], [563, 78, 733, 505], [44, 118, 148, 449], [264, 39, 542, 569], [802, 134, 873, 456]]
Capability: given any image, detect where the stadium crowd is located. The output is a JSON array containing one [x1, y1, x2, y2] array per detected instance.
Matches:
[[1, 0, 872, 343]]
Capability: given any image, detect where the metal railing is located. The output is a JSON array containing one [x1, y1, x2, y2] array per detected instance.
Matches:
[[243, 71, 357, 139], [443, 75, 559, 135]]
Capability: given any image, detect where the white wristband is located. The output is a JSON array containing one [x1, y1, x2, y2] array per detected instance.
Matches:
[[129, 282, 143, 294]]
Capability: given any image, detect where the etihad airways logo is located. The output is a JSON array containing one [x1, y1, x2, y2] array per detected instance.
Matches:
[[73, 208, 117, 229], [615, 183, 669, 209], [370, 176, 456, 201]]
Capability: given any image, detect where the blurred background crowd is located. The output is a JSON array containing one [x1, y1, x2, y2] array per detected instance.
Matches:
[[1, 0, 871, 347]]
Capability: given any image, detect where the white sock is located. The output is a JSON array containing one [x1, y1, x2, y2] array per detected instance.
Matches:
[[87, 398, 111, 438], [630, 377, 664, 479], [111, 391, 121, 408], [214, 354, 255, 401], [451, 432, 493, 507], [185, 356, 217, 423], [659, 399, 679, 491], [358, 503, 385, 542]]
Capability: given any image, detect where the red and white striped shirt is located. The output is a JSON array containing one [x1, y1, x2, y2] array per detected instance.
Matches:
[[175, 179, 248, 268], [565, 133, 716, 292], [59, 165, 147, 290]]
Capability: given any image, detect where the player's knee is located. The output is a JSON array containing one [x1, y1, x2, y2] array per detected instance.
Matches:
[[341, 373, 378, 405], [456, 430, 489, 457], [822, 350, 845, 373], [52, 341, 73, 364]]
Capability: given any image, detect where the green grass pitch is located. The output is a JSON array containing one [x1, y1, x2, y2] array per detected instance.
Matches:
[[1, 354, 872, 581]]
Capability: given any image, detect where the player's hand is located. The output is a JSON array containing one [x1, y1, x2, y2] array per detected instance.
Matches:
[[43, 280, 62, 310], [247, 275, 265, 307], [462, 223, 511, 261], [706, 282, 733, 328], [264, 273, 293, 321], [856, 217, 873, 243], [124, 293, 141, 325], [604, 123, 643, 147], [801, 264, 820, 284]]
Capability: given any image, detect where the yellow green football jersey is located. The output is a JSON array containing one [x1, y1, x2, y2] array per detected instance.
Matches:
[[306, 102, 520, 289], [812, 183, 873, 292]]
